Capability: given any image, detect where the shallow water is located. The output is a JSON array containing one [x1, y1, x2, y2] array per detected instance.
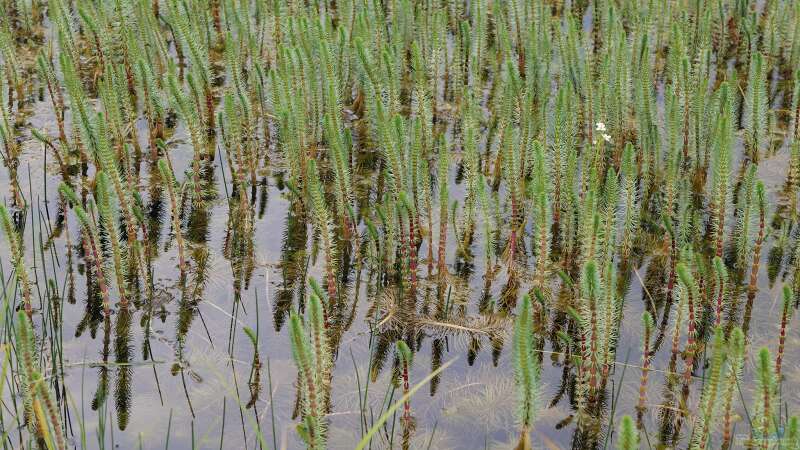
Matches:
[[0, 94, 796, 449], [1, 2, 799, 449]]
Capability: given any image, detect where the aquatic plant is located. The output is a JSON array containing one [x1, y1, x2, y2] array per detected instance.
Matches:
[[436, 136, 450, 279], [15, 308, 67, 450], [513, 294, 539, 449], [775, 285, 793, 382], [0, 204, 32, 317], [95, 171, 127, 306], [677, 262, 700, 379], [15, 309, 40, 439], [721, 328, 746, 448], [395, 340, 414, 431], [616, 416, 638, 450], [157, 159, 187, 279], [165, 0, 214, 135], [307, 159, 338, 302], [620, 143, 639, 260], [744, 52, 768, 162], [636, 311, 654, 426], [712, 256, 727, 328], [0, 69, 22, 207], [690, 326, 726, 450], [754, 347, 776, 450], [398, 191, 418, 295], [530, 141, 551, 286], [244, 327, 261, 409], [744, 181, 767, 334], [710, 82, 733, 258], [0, 0, 799, 447], [59, 183, 112, 313], [787, 416, 800, 449], [289, 310, 327, 450]]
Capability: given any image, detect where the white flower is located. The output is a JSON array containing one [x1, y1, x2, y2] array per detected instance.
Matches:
[[595, 122, 606, 132], [602, 133, 612, 143]]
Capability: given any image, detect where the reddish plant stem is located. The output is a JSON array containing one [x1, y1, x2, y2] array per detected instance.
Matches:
[[667, 235, 677, 303], [776, 300, 790, 382], [324, 245, 337, 307], [437, 203, 447, 278], [84, 234, 110, 315], [407, 216, 417, 296], [588, 297, 599, 394], [684, 290, 696, 382], [211, 0, 222, 41], [426, 198, 434, 277], [508, 193, 519, 275], [402, 363, 411, 420], [399, 216, 410, 288], [722, 389, 735, 447], [637, 328, 652, 427], [743, 208, 765, 336], [760, 382, 770, 450]]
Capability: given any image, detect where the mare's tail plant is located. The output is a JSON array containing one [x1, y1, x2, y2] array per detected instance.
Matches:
[[775, 285, 793, 383], [0, 204, 32, 317], [289, 290, 333, 449], [307, 159, 338, 302], [16, 310, 67, 450], [513, 294, 539, 450], [617, 416, 639, 450], [396, 340, 415, 440], [744, 181, 767, 335], [690, 326, 726, 450], [754, 347, 776, 450], [157, 159, 187, 280], [95, 171, 128, 306], [721, 328, 745, 449], [743, 52, 767, 162], [636, 311, 654, 427], [59, 183, 112, 313]]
